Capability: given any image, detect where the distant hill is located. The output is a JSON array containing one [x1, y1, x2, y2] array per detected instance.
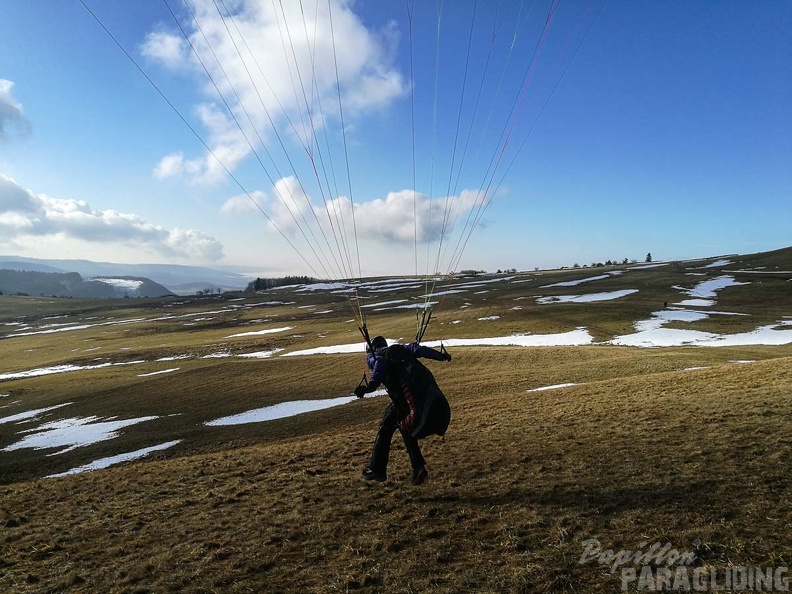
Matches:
[[0, 260, 66, 274], [0, 256, 257, 294], [0, 269, 173, 298], [731, 245, 792, 270]]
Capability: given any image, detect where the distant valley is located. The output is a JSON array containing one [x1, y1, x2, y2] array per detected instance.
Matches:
[[0, 256, 259, 296]]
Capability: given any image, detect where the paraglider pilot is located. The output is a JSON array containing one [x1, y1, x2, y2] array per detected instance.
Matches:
[[354, 335, 452, 486]]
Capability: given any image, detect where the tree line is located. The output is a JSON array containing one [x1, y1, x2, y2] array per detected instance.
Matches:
[[246, 276, 318, 292]]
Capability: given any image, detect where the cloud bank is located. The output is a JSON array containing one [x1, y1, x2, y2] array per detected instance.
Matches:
[[142, 0, 407, 185], [0, 174, 224, 261], [222, 177, 484, 245], [0, 79, 31, 141]]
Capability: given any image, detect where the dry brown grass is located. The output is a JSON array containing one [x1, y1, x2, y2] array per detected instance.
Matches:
[[1, 349, 791, 593], [2, 254, 792, 592]]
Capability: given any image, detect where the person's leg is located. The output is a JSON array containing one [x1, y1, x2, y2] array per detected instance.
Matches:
[[399, 429, 428, 485], [365, 404, 399, 478], [399, 430, 426, 471]]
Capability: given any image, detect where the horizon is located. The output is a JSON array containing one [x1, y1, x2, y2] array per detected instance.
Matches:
[[1, 1, 790, 277], [1, 244, 788, 285]]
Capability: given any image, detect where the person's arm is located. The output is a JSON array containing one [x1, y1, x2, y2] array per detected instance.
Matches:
[[354, 356, 388, 397], [407, 342, 452, 362]]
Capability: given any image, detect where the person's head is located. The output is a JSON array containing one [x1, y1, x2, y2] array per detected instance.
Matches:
[[369, 335, 387, 353]]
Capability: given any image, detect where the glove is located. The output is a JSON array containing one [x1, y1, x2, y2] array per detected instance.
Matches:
[[443, 351, 452, 362], [354, 385, 367, 399]]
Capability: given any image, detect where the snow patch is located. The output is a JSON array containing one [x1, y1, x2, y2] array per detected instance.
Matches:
[[421, 289, 468, 297], [424, 329, 594, 348], [238, 349, 284, 358], [537, 289, 638, 304], [381, 301, 438, 311], [46, 440, 182, 478], [206, 389, 387, 426], [610, 317, 792, 348], [675, 299, 716, 307], [137, 368, 179, 377], [92, 278, 144, 290], [630, 263, 668, 270], [0, 360, 145, 382], [526, 383, 580, 392], [0, 403, 72, 426], [3, 415, 160, 454], [541, 274, 611, 288], [684, 275, 749, 299], [156, 355, 192, 362], [360, 300, 408, 308], [225, 326, 293, 338], [298, 282, 349, 291], [283, 342, 368, 356]]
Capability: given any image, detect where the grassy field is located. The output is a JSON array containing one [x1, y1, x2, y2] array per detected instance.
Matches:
[[1, 249, 791, 592]]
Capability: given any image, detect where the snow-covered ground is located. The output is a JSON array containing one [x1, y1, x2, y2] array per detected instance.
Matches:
[[360, 299, 408, 308], [609, 316, 792, 348], [0, 403, 72, 425], [605, 274, 770, 347], [2, 415, 160, 454], [137, 368, 179, 377], [541, 272, 621, 288], [225, 326, 293, 338], [382, 301, 438, 310], [679, 275, 749, 300], [426, 329, 595, 348], [206, 389, 388, 426], [526, 383, 580, 392], [630, 262, 668, 270], [92, 278, 144, 291], [420, 289, 468, 298], [536, 289, 639, 304], [283, 342, 372, 356], [298, 282, 349, 291], [366, 283, 424, 293], [45, 440, 182, 478], [238, 349, 283, 358], [0, 360, 145, 381]]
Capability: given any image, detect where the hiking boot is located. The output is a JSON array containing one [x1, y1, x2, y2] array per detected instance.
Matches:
[[411, 466, 428, 486], [362, 468, 386, 482]]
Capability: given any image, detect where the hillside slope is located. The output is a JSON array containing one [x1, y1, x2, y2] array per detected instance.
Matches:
[[0, 352, 790, 593], [1, 246, 791, 592], [0, 269, 173, 298]]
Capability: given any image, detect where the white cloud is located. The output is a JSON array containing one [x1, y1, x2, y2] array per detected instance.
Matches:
[[154, 152, 186, 179], [268, 176, 313, 231], [220, 192, 261, 214], [0, 79, 31, 141], [144, 0, 407, 184], [329, 187, 483, 244], [251, 177, 484, 245], [141, 30, 189, 69], [0, 173, 224, 261], [154, 103, 251, 185]]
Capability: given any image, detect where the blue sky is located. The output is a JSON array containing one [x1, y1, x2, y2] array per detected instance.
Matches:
[[0, 0, 789, 278]]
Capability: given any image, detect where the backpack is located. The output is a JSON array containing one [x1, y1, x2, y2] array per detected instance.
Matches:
[[379, 344, 451, 439]]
